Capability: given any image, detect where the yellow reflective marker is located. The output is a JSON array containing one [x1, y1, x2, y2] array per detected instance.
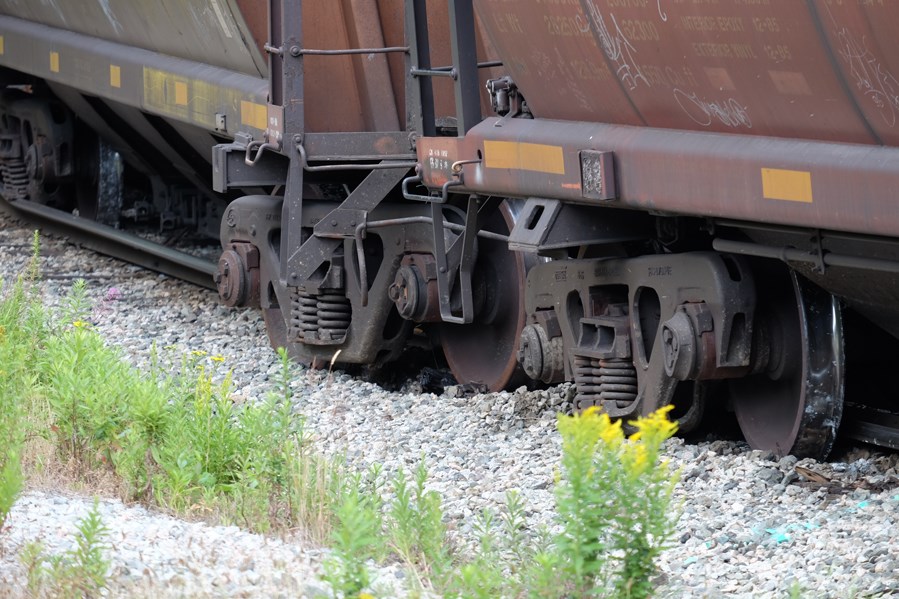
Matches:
[[762, 168, 813, 203], [0, 36, 5, 56], [174, 81, 188, 105], [240, 100, 268, 130], [49, 51, 59, 73], [484, 141, 565, 175], [110, 65, 121, 88]]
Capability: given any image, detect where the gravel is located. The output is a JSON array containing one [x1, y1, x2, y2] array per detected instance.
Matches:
[[2, 212, 899, 597]]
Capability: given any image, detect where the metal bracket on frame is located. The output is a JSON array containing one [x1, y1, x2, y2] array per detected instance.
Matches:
[[431, 195, 488, 324]]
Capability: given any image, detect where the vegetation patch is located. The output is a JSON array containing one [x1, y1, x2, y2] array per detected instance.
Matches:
[[1, 233, 681, 598]]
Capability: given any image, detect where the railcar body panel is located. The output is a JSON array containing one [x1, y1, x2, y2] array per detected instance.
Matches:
[[0, 0, 267, 77], [0, 1, 500, 135], [474, 0, 899, 146]]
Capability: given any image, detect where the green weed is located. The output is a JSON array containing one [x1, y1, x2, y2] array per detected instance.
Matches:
[[0, 235, 45, 529], [387, 460, 450, 589], [547, 405, 680, 598], [22, 499, 110, 598], [1, 237, 682, 599], [322, 480, 384, 596]]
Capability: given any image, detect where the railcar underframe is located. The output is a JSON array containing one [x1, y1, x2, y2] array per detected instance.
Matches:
[[2, 1, 899, 459]]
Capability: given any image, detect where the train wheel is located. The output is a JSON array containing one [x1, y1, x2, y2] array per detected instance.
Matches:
[[438, 202, 531, 392], [730, 268, 844, 459]]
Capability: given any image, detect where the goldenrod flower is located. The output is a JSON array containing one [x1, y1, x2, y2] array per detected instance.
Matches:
[[624, 443, 649, 474], [599, 414, 623, 447], [211, 355, 225, 363], [629, 404, 678, 443], [191, 350, 207, 357]]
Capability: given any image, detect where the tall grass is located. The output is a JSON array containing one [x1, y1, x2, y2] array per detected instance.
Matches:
[[0, 231, 43, 529], [0, 234, 681, 597]]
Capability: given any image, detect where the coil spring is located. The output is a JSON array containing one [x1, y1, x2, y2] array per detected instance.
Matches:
[[290, 288, 351, 345], [573, 355, 638, 411], [0, 158, 29, 200]]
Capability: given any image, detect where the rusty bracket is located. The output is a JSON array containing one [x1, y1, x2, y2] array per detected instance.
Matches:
[[431, 195, 486, 325], [313, 208, 368, 239], [212, 133, 288, 192], [244, 140, 280, 166], [508, 198, 651, 253], [402, 174, 464, 203], [811, 231, 826, 275]]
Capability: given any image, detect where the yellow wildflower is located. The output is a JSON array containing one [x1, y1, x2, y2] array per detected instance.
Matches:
[[624, 442, 649, 474], [629, 405, 678, 443], [191, 350, 208, 357], [211, 355, 225, 363], [598, 413, 623, 447], [358, 594, 376, 599], [72, 320, 88, 328]]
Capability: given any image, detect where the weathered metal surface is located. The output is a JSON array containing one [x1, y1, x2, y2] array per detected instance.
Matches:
[[438, 201, 532, 392], [297, 0, 499, 133], [0, 16, 269, 136], [0, 0, 266, 77], [2, 197, 216, 289], [524, 251, 757, 419], [0, 1, 503, 136], [730, 269, 844, 460], [417, 117, 899, 240], [473, 0, 899, 146], [842, 404, 899, 451]]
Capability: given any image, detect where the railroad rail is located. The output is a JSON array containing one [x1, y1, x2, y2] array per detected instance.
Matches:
[[0, 198, 216, 290]]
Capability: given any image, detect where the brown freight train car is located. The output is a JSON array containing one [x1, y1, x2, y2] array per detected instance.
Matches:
[[2, 1, 898, 459]]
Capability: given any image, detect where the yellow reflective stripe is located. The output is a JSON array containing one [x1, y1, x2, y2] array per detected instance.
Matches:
[[240, 100, 268, 130], [174, 81, 188, 105], [484, 141, 565, 175], [110, 64, 121, 88], [762, 168, 813, 203], [49, 51, 59, 73]]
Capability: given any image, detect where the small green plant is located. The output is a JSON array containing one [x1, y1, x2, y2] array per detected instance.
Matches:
[[787, 579, 805, 599], [0, 444, 22, 531], [322, 481, 384, 597], [56, 278, 91, 333], [539, 405, 679, 599], [387, 461, 450, 587], [0, 301, 25, 528], [22, 499, 111, 598], [0, 244, 44, 529]]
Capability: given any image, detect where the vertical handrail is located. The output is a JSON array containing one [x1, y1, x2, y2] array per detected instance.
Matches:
[[276, 0, 307, 287], [447, 0, 481, 136], [405, 0, 436, 138]]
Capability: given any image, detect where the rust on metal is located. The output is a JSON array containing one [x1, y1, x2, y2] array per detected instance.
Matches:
[[417, 116, 899, 239], [472, 0, 899, 145]]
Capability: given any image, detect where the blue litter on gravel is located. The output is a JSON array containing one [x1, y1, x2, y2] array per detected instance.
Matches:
[[765, 528, 790, 543]]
